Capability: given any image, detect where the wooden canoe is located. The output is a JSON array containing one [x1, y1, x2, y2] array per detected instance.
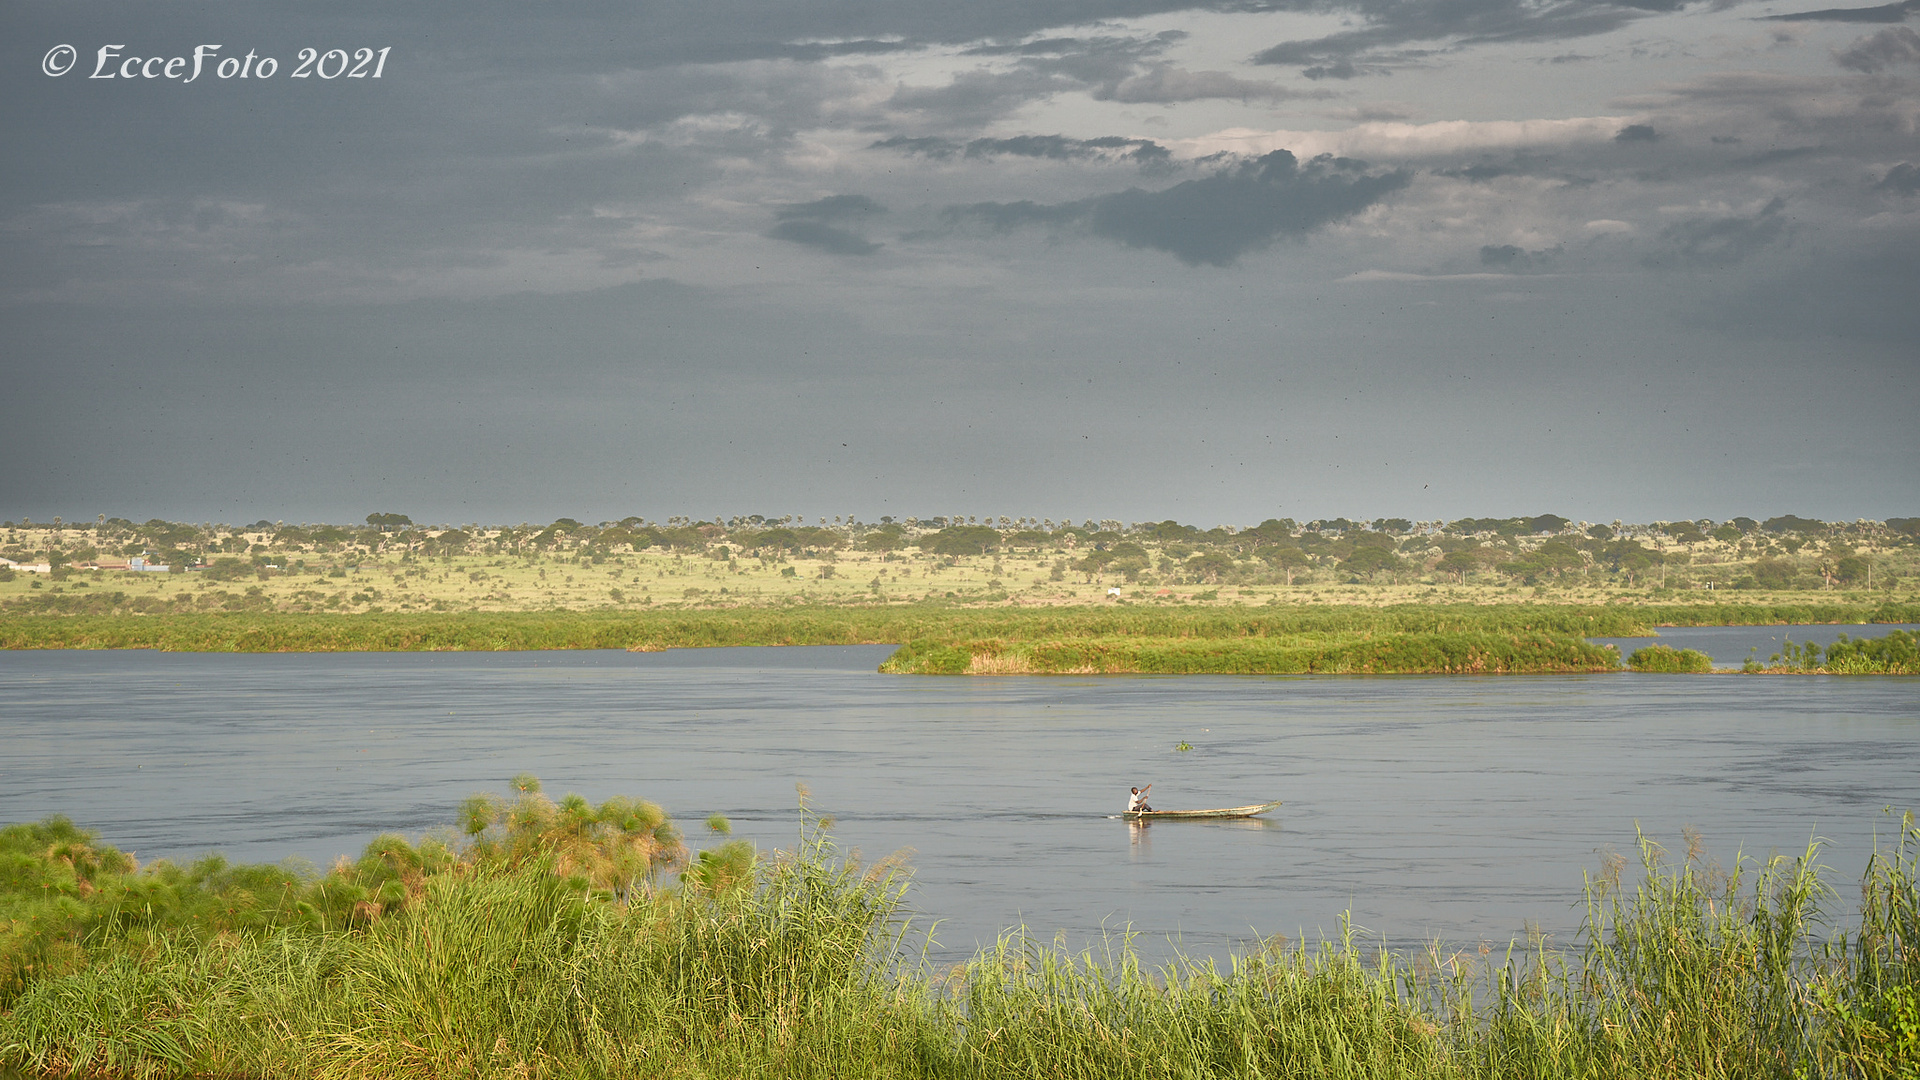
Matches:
[[1122, 800, 1282, 821]]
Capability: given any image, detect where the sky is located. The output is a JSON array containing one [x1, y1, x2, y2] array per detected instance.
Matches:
[[3, 0, 1916, 528]]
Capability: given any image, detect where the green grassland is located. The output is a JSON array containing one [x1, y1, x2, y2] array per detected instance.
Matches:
[[3, 784, 1916, 1079]]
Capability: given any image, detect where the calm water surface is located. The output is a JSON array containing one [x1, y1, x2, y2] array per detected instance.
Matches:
[[2, 647, 1915, 960]]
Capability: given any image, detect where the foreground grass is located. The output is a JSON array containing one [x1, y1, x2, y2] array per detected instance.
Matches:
[[3, 790, 1917, 1078], [4, 602, 1915, 674]]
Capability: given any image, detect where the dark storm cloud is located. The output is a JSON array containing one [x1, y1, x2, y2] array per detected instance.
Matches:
[[1249, 0, 1686, 78], [1832, 26, 1920, 70], [944, 150, 1410, 266], [767, 195, 888, 254], [1615, 124, 1661, 142], [1643, 197, 1789, 268], [1878, 162, 1920, 194], [1762, 0, 1917, 22]]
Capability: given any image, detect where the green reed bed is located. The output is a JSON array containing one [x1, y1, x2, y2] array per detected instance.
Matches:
[[1744, 630, 1920, 675], [3, 602, 1914, 660], [4, 781, 1918, 1079], [880, 631, 1622, 674]]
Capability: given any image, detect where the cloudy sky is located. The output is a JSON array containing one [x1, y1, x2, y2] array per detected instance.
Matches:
[[3, 0, 1916, 527]]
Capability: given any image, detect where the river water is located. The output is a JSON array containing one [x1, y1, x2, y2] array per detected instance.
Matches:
[[2, 646, 1915, 961]]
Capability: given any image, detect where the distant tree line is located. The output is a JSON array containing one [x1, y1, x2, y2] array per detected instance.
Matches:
[[3, 511, 1914, 593]]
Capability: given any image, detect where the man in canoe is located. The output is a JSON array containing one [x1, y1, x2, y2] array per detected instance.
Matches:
[[1128, 785, 1152, 813]]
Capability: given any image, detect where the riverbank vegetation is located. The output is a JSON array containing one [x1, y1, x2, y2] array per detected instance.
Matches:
[[3, 790, 1916, 1078], [1736, 629, 1920, 675], [3, 603, 1917, 675]]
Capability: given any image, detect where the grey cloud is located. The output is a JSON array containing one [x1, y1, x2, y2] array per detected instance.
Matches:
[[1435, 162, 1524, 181], [767, 195, 888, 254], [761, 39, 924, 61], [1428, 151, 1572, 182], [1478, 243, 1560, 268], [885, 31, 1215, 126], [871, 134, 1171, 167], [1616, 124, 1661, 142], [1737, 146, 1824, 165], [1251, 0, 1685, 78], [1326, 104, 1421, 121], [765, 220, 882, 255], [973, 135, 1130, 160], [1879, 162, 1920, 194], [1763, 0, 1917, 22], [1303, 59, 1366, 80], [944, 150, 1411, 266], [776, 194, 889, 222], [943, 200, 1089, 232], [1092, 63, 1335, 102], [1644, 197, 1789, 267], [887, 68, 1081, 127], [1833, 26, 1920, 70]]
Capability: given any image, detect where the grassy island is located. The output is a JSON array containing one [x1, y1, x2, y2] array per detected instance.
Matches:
[[3, 782, 1916, 1079]]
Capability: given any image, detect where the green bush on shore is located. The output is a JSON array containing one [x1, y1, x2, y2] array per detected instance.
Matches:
[[1626, 644, 1715, 672], [3, 792, 1917, 1079], [1822, 629, 1920, 674]]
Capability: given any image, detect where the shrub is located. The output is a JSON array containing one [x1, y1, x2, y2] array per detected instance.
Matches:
[[1628, 644, 1714, 672], [1824, 629, 1920, 674]]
